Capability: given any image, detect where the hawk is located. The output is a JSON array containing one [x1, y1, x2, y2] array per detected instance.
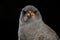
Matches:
[[18, 5, 59, 40]]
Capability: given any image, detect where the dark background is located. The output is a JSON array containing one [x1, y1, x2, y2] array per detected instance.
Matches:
[[0, 0, 59, 40]]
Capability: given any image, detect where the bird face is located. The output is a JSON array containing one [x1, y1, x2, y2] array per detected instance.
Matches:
[[20, 5, 42, 24], [23, 10, 36, 22]]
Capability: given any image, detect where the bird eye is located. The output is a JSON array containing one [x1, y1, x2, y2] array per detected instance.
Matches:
[[23, 11, 26, 15]]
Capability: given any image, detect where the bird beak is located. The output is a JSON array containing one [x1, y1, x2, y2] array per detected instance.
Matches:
[[27, 10, 36, 17]]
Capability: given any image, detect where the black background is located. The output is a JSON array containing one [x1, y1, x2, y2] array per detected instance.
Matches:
[[0, 0, 59, 40]]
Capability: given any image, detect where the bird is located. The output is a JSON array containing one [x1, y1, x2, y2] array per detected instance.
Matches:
[[18, 5, 59, 40]]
